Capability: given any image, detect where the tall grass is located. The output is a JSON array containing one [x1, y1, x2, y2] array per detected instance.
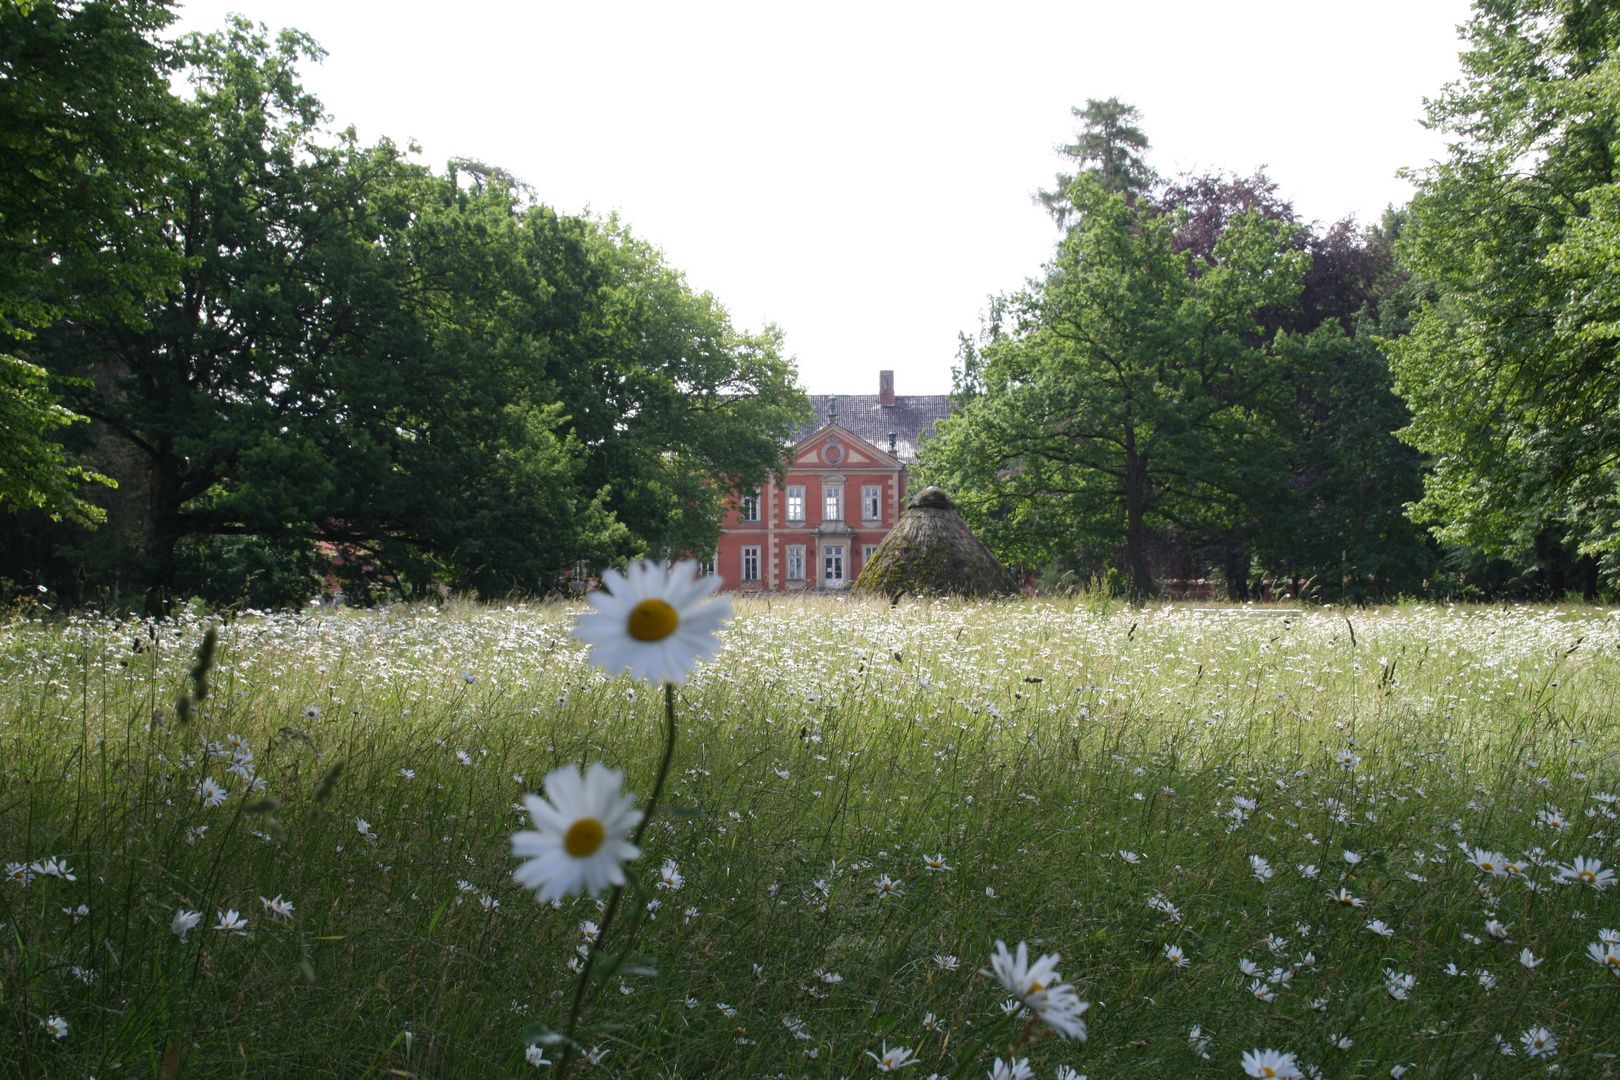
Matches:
[[3, 596, 1618, 1078]]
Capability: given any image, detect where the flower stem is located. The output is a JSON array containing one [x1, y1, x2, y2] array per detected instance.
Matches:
[[633, 683, 679, 847], [555, 681, 680, 1075]]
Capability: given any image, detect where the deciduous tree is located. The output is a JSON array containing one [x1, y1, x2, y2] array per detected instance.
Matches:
[[1390, 0, 1620, 581]]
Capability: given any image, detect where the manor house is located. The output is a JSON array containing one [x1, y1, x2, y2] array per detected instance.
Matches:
[[712, 371, 950, 591]]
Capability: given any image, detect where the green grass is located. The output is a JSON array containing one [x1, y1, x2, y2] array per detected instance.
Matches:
[[3, 596, 1619, 1078]]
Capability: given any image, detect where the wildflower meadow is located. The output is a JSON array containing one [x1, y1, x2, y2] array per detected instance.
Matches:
[[4, 579, 1620, 1078]]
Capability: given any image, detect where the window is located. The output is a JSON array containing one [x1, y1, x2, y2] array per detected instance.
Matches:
[[862, 485, 881, 521], [786, 545, 805, 581], [862, 544, 878, 568], [823, 485, 843, 521], [786, 486, 805, 521], [699, 555, 716, 577], [739, 491, 760, 522], [823, 545, 844, 584], [742, 546, 760, 582]]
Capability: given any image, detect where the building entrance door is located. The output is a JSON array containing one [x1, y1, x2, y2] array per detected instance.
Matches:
[[823, 546, 844, 588]]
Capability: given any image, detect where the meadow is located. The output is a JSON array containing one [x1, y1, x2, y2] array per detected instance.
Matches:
[[3, 593, 1619, 1078]]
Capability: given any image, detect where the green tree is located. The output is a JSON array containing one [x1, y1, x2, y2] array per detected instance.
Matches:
[[0, 0, 181, 519], [1389, 0, 1620, 582], [922, 174, 1308, 600], [9, 18, 806, 607], [0, 356, 113, 522], [1037, 97, 1155, 225]]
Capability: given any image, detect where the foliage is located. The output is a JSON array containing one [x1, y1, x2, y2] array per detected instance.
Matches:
[[3, 598, 1619, 1076], [1389, 0, 1620, 578], [0, 356, 114, 523], [1037, 97, 1155, 225], [923, 174, 1308, 600], [0, 0, 180, 519], [5, 17, 807, 608]]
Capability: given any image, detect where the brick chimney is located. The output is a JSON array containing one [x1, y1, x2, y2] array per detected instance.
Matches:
[[879, 369, 895, 407]]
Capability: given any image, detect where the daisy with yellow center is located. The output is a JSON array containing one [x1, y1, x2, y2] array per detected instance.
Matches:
[[1556, 855, 1615, 890], [1241, 1048, 1302, 1079], [984, 940, 1089, 1040], [571, 559, 732, 684], [511, 763, 643, 903]]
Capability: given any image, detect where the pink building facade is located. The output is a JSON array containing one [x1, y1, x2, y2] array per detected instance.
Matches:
[[712, 373, 949, 592]]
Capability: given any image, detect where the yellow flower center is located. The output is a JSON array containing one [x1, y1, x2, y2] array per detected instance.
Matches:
[[1030, 981, 1046, 992], [628, 599, 679, 642], [1580, 870, 1596, 882], [1261, 1070, 1278, 1079], [565, 818, 606, 857]]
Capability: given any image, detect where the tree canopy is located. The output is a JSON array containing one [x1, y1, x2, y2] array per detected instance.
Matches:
[[925, 172, 1308, 600], [926, 104, 1438, 602], [1, 6, 807, 609], [1390, 0, 1620, 586]]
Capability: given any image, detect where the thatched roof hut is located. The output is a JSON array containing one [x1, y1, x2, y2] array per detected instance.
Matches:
[[852, 486, 1020, 600]]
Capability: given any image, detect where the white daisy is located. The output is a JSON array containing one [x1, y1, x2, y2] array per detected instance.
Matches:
[[214, 908, 248, 934], [1555, 855, 1615, 890], [262, 894, 294, 919], [922, 852, 952, 872], [32, 856, 76, 881], [865, 1042, 919, 1071], [197, 777, 228, 808], [171, 909, 202, 941], [1241, 1048, 1302, 1079], [987, 1058, 1033, 1080], [1585, 941, 1620, 973], [571, 559, 732, 684], [656, 859, 684, 890], [511, 763, 643, 902], [984, 940, 1089, 1040], [1163, 943, 1188, 967], [43, 1015, 68, 1040], [1520, 1026, 1557, 1057]]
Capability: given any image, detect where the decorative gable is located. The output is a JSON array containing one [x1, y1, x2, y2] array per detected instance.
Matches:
[[789, 424, 900, 469]]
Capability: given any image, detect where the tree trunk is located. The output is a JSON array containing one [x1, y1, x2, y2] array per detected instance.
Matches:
[[143, 446, 187, 611], [1224, 545, 1251, 602], [1123, 439, 1153, 602]]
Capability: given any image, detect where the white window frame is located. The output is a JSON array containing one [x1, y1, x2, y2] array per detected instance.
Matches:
[[862, 544, 878, 568], [862, 485, 882, 521], [699, 554, 716, 577], [786, 545, 805, 581], [823, 545, 844, 585], [786, 486, 805, 522], [739, 491, 760, 523], [823, 485, 843, 522], [741, 546, 760, 582]]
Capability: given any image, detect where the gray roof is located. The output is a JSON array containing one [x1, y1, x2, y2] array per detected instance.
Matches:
[[787, 394, 952, 464]]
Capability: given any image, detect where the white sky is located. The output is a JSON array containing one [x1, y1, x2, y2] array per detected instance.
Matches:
[[174, 0, 1475, 396]]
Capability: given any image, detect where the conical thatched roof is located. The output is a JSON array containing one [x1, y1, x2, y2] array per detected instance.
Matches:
[[852, 486, 1020, 600]]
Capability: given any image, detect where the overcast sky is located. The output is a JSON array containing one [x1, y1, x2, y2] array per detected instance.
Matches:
[[174, 0, 1475, 396]]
